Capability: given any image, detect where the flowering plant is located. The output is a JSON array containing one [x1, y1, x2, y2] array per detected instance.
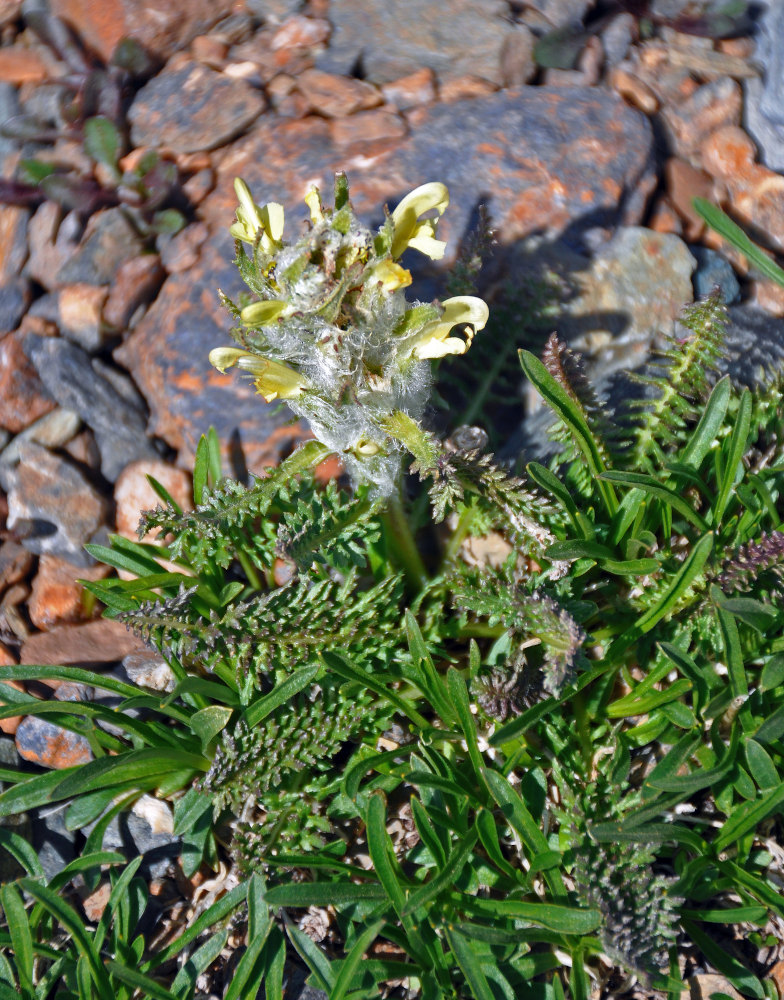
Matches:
[[210, 174, 488, 495]]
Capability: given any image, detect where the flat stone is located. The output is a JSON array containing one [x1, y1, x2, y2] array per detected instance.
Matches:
[[4, 443, 108, 564], [129, 57, 266, 154], [16, 715, 93, 768], [0, 407, 82, 467], [317, 0, 515, 85], [57, 283, 109, 350], [296, 68, 381, 117], [118, 87, 653, 469], [24, 202, 80, 292], [50, 0, 236, 64], [661, 76, 742, 157], [721, 305, 784, 387], [689, 245, 740, 305], [56, 208, 145, 287], [158, 223, 209, 274], [381, 68, 437, 110], [24, 335, 159, 481], [270, 15, 330, 50], [0, 280, 30, 333], [0, 331, 55, 433], [0, 541, 34, 591], [102, 254, 165, 330], [28, 555, 109, 630], [32, 804, 77, 881], [543, 227, 696, 377], [20, 618, 147, 666], [114, 459, 192, 541], [0, 45, 51, 84], [329, 109, 407, 150]]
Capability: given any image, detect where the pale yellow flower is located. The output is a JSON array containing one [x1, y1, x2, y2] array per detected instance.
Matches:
[[390, 182, 449, 260], [304, 187, 324, 225], [230, 178, 285, 250], [407, 296, 489, 360], [209, 347, 308, 402]]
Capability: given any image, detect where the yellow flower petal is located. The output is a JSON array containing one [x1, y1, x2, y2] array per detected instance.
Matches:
[[409, 295, 489, 360], [240, 300, 290, 326], [230, 178, 285, 249], [304, 187, 324, 225], [370, 260, 413, 293], [390, 181, 449, 259], [209, 347, 308, 401]]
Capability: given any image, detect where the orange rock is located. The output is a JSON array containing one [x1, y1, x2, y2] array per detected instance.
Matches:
[[15, 715, 93, 768], [0, 656, 23, 737], [381, 67, 437, 110], [50, 0, 236, 64], [20, 618, 147, 666], [648, 197, 682, 236], [700, 125, 757, 180], [58, 283, 108, 346], [114, 459, 192, 542], [28, 555, 109, 631], [102, 254, 165, 330], [438, 75, 498, 102], [330, 110, 407, 150], [609, 66, 658, 114], [665, 158, 715, 240], [662, 77, 742, 157], [0, 46, 50, 84], [752, 280, 784, 317], [191, 34, 228, 68], [270, 16, 330, 51], [0, 331, 56, 434], [296, 68, 381, 118]]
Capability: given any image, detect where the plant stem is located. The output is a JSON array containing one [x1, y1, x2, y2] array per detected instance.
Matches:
[[383, 494, 429, 593]]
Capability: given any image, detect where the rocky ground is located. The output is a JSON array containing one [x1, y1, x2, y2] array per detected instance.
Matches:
[[1, 0, 784, 996]]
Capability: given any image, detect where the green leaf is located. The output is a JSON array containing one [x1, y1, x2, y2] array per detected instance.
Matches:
[[714, 782, 784, 852], [0, 884, 33, 994], [265, 882, 386, 907], [693, 198, 784, 288], [683, 920, 764, 998], [713, 595, 777, 632], [0, 826, 45, 877], [527, 462, 582, 532], [104, 962, 179, 1000], [444, 927, 496, 1000], [322, 652, 429, 730], [190, 705, 233, 751], [331, 919, 386, 1000], [598, 470, 709, 532], [545, 539, 613, 562], [170, 929, 228, 1000], [680, 375, 731, 469], [0, 765, 82, 817], [20, 879, 113, 1000], [712, 387, 752, 526], [52, 748, 207, 799], [401, 828, 478, 916], [447, 668, 486, 785], [150, 881, 248, 968], [83, 116, 121, 170], [634, 532, 713, 636], [244, 663, 320, 728], [607, 679, 692, 718], [519, 349, 617, 516], [458, 895, 601, 934]]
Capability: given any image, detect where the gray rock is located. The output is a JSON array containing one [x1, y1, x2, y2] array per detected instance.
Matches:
[[56, 208, 145, 286], [129, 58, 265, 154], [0, 81, 22, 165], [721, 305, 784, 387], [522, 0, 594, 29], [0, 280, 30, 331], [316, 0, 517, 85], [0, 407, 81, 467], [243, 0, 301, 22], [33, 804, 77, 882], [744, 1, 784, 171], [3, 443, 107, 565], [602, 12, 635, 67], [23, 335, 159, 481], [87, 810, 180, 880], [533, 227, 696, 381], [689, 246, 741, 305]]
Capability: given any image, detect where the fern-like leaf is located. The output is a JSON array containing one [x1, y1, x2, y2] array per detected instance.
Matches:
[[626, 291, 727, 471]]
